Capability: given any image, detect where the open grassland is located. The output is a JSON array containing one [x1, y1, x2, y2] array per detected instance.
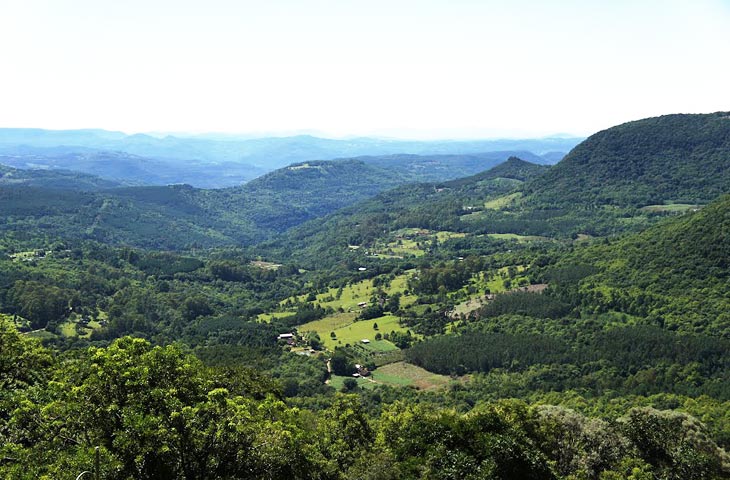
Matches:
[[316, 314, 406, 350], [373, 230, 467, 258], [372, 361, 452, 390], [260, 271, 417, 322], [487, 233, 550, 242], [58, 317, 101, 338], [641, 203, 700, 213], [299, 312, 358, 337], [484, 192, 522, 210], [329, 361, 453, 391]]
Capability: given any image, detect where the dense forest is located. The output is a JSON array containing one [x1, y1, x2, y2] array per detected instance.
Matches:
[[2, 113, 730, 478]]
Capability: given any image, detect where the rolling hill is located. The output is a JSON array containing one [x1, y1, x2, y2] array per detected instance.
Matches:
[[259, 157, 552, 266], [0, 152, 265, 188], [524, 112, 730, 207], [2, 157, 522, 249], [545, 193, 730, 336], [0, 164, 121, 191]]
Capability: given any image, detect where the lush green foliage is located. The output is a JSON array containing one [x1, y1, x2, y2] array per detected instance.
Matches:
[[526, 112, 730, 207], [3, 114, 730, 478], [542, 194, 730, 336], [2, 326, 728, 479]]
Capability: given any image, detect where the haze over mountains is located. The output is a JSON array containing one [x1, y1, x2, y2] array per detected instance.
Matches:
[[0, 127, 582, 187]]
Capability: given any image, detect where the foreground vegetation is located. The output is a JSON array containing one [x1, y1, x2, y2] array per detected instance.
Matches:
[[3, 324, 729, 479]]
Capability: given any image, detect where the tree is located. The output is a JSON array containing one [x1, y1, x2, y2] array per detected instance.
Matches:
[[1, 337, 324, 479], [6, 280, 70, 329], [342, 378, 358, 392]]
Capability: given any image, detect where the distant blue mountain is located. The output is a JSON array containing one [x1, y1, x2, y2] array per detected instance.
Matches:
[[0, 128, 582, 187]]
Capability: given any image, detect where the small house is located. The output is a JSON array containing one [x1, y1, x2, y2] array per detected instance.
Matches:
[[277, 333, 297, 346]]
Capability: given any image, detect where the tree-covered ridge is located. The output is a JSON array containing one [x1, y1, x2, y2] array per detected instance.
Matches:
[[525, 112, 730, 207], [261, 157, 551, 268], [0, 163, 122, 190], [541, 194, 730, 335], [0, 160, 416, 249], [0, 157, 541, 250], [356, 150, 554, 181]]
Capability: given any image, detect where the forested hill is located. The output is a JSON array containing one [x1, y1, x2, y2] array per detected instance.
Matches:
[[524, 112, 730, 207], [0, 160, 406, 249], [446, 156, 552, 185], [225, 156, 551, 229], [260, 157, 550, 266], [0, 164, 121, 190], [355, 150, 553, 181], [543, 194, 730, 335], [201, 160, 409, 233]]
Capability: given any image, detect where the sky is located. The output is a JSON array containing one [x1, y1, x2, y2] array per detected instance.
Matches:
[[1, 0, 729, 139]]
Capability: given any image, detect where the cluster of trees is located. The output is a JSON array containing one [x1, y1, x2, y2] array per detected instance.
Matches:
[[407, 320, 730, 400], [538, 194, 730, 336], [2, 323, 729, 480]]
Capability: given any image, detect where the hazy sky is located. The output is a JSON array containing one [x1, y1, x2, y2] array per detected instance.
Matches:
[[2, 0, 729, 138]]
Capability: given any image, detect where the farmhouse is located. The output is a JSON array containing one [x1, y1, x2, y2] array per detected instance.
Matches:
[[277, 333, 297, 345], [354, 364, 371, 377], [361, 339, 370, 344]]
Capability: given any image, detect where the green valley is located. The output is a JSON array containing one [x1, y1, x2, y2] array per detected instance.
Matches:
[[2, 113, 730, 479]]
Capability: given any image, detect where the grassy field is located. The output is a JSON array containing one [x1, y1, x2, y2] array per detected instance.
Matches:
[[449, 265, 530, 314], [261, 271, 417, 323], [58, 313, 104, 338], [641, 203, 700, 213], [372, 230, 467, 258], [313, 314, 406, 350], [329, 361, 453, 391], [250, 260, 282, 270], [372, 362, 452, 390], [484, 192, 522, 210], [258, 312, 296, 323], [59, 321, 77, 337], [299, 312, 358, 336], [487, 233, 549, 242]]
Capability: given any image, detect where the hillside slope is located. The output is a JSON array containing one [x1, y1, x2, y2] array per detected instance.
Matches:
[[261, 157, 551, 266], [525, 112, 730, 207], [545, 194, 730, 335], [0, 159, 451, 249], [0, 164, 121, 190]]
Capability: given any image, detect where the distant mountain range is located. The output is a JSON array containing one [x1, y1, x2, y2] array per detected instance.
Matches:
[[0, 128, 582, 187]]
